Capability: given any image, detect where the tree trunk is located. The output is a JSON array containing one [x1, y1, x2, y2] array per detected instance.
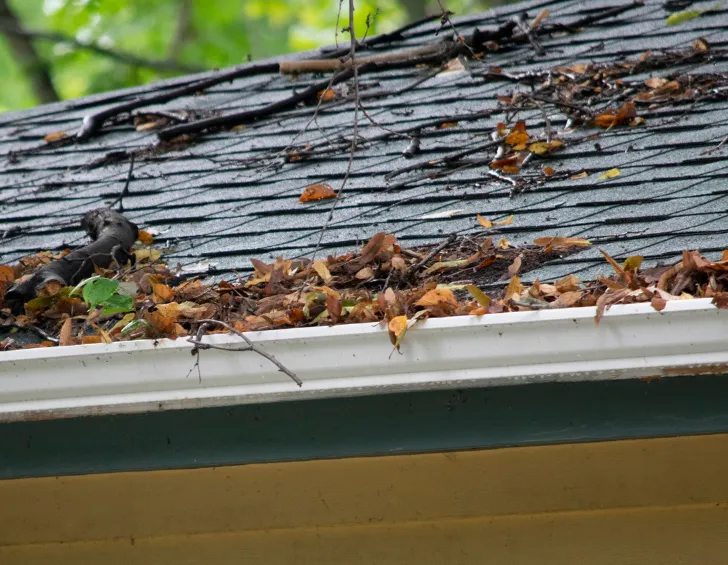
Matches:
[[0, 0, 59, 104]]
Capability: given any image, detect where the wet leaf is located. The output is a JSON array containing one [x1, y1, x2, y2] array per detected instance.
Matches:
[[599, 168, 621, 180], [299, 183, 336, 202], [101, 293, 134, 316]]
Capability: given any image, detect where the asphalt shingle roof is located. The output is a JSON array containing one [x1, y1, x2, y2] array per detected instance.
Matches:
[[2, 0, 728, 287]]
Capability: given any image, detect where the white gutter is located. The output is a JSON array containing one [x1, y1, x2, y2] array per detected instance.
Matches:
[[0, 299, 727, 423]]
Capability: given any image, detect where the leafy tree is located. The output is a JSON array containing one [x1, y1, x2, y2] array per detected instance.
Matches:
[[0, 0, 503, 112]]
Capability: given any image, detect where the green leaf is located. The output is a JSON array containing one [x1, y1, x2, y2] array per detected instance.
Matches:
[[665, 9, 701, 26], [100, 293, 134, 316], [83, 277, 119, 309]]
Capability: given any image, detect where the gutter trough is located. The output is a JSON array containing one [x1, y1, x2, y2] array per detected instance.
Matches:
[[1, 299, 726, 423]]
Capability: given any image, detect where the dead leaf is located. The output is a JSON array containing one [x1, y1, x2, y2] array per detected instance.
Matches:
[[466, 284, 490, 308], [543, 165, 554, 176], [505, 131, 529, 149], [318, 88, 336, 102], [438, 121, 458, 129], [594, 289, 630, 325], [388, 315, 408, 338], [528, 139, 564, 155], [312, 260, 333, 284], [359, 232, 388, 263], [416, 288, 457, 308], [59, 318, 74, 346], [355, 266, 375, 280], [419, 209, 464, 219], [692, 37, 710, 52], [137, 230, 154, 245], [570, 171, 589, 180], [622, 255, 643, 272], [152, 283, 175, 303], [497, 237, 511, 249], [0, 265, 15, 281], [44, 131, 68, 143], [645, 77, 669, 89], [651, 296, 667, 311], [551, 291, 583, 308], [507, 255, 522, 277], [496, 215, 513, 226], [299, 183, 336, 202], [477, 214, 493, 228], [533, 237, 591, 251], [599, 168, 621, 180], [504, 276, 523, 301], [423, 260, 467, 275]]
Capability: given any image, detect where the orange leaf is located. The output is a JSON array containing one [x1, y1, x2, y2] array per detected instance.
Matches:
[[0, 265, 15, 281], [477, 214, 493, 228], [81, 336, 104, 344], [615, 102, 636, 124], [388, 315, 408, 338], [137, 230, 154, 245], [533, 237, 591, 250], [416, 288, 457, 308], [152, 283, 175, 303], [505, 131, 529, 146], [570, 171, 589, 180], [543, 165, 554, 176], [299, 183, 336, 202], [438, 121, 458, 129], [44, 131, 68, 143], [645, 77, 668, 89], [512, 121, 527, 132], [496, 215, 513, 226], [318, 88, 336, 102]]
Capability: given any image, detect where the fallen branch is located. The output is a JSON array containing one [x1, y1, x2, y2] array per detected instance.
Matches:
[[188, 319, 302, 387], [5, 208, 138, 306]]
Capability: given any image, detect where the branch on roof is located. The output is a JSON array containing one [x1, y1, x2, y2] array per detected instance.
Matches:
[[5, 209, 138, 308], [0, 0, 58, 104], [0, 19, 205, 74], [279, 43, 447, 74]]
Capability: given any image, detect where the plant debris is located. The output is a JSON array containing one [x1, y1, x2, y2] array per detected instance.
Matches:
[[3, 211, 727, 353]]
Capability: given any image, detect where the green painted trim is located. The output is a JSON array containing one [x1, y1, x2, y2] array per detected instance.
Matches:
[[2, 375, 728, 479]]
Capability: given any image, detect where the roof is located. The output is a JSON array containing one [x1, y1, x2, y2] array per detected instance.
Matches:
[[2, 0, 728, 288]]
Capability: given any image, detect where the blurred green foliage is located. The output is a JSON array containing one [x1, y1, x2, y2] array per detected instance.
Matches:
[[0, 0, 499, 112]]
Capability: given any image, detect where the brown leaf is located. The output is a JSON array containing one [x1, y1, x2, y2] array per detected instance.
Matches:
[[555, 274, 582, 293], [570, 171, 589, 180], [645, 77, 669, 89], [312, 260, 333, 284], [299, 183, 336, 202], [81, 335, 104, 344], [507, 255, 522, 277], [438, 121, 458, 129], [152, 283, 175, 303], [359, 232, 388, 264], [325, 294, 343, 320], [355, 266, 374, 280], [551, 291, 583, 308], [712, 293, 728, 309], [651, 296, 667, 312], [543, 165, 554, 176], [0, 265, 15, 281], [59, 318, 74, 346], [504, 275, 523, 301], [692, 37, 710, 52], [599, 249, 625, 277], [533, 236, 591, 251], [496, 215, 513, 226], [594, 289, 630, 326]]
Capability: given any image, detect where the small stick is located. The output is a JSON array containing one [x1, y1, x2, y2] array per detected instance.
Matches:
[[188, 319, 302, 387], [0, 323, 59, 344], [108, 153, 135, 212], [410, 234, 457, 274], [486, 169, 517, 186]]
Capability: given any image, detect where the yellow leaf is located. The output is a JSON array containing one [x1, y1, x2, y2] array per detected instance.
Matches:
[[504, 276, 523, 301], [570, 171, 589, 180], [134, 249, 162, 263], [312, 260, 333, 284], [505, 131, 529, 146], [622, 255, 644, 272], [497, 237, 511, 249], [137, 230, 154, 245], [466, 284, 490, 308], [599, 168, 621, 180], [388, 315, 408, 338], [496, 215, 513, 226], [423, 260, 467, 275], [477, 214, 493, 228], [416, 288, 457, 308]]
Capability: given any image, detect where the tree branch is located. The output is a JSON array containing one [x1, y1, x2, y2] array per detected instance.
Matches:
[[0, 18, 205, 74], [0, 0, 58, 104]]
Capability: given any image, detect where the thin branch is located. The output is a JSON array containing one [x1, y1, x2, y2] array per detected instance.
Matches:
[[0, 19, 204, 74], [188, 319, 302, 387], [0, 2, 58, 104], [108, 153, 135, 212], [410, 234, 457, 274]]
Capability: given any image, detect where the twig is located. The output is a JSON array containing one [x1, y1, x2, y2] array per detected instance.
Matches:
[[513, 14, 544, 55], [701, 135, 728, 155], [0, 323, 59, 344], [76, 60, 279, 140], [188, 319, 302, 387], [108, 153, 135, 212], [158, 65, 363, 140], [486, 169, 517, 186], [435, 0, 476, 57], [0, 19, 204, 74], [410, 234, 457, 274]]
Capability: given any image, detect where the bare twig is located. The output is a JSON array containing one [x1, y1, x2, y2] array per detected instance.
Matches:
[[486, 169, 517, 186], [188, 319, 302, 386], [410, 234, 457, 274], [108, 154, 135, 212]]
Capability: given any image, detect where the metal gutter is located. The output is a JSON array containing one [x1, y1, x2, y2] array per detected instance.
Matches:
[[0, 299, 726, 422]]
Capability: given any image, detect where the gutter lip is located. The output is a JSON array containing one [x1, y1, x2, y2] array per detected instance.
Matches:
[[0, 298, 724, 422]]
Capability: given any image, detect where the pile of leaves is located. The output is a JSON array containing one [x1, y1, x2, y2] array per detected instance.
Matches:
[[2, 228, 728, 352]]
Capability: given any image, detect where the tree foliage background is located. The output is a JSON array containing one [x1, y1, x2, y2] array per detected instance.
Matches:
[[0, 0, 508, 112]]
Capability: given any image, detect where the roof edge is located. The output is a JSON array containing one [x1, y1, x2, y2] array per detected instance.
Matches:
[[0, 299, 725, 422]]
